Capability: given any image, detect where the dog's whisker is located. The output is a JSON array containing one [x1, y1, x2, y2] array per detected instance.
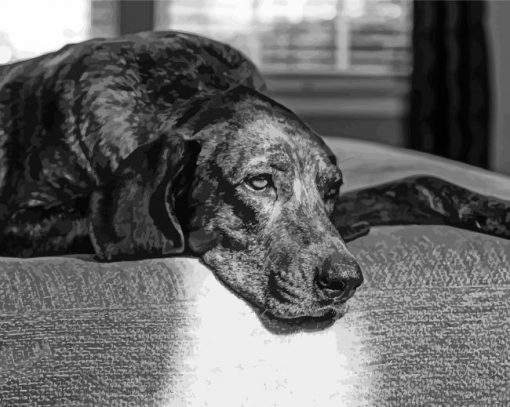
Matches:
[[335, 155, 359, 166]]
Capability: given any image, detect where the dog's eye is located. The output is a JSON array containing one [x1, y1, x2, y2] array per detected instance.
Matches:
[[245, 174, 272, 191]]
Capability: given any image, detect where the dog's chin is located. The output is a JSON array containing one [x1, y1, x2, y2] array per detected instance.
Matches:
[[255, 304, 348, 335]]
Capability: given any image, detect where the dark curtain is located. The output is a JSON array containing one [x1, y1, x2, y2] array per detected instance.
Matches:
[[408, 0, 491, 168], [119, 0, 155, 35]]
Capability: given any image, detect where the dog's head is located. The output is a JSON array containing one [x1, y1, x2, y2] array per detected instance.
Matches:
[[180, 87, 363, 330], [91, 86, 362, 331]]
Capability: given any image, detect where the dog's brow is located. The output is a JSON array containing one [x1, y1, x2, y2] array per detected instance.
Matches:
[[247, 155, 291, 172], [270, 161, 291, 172], [269, 152, 292, 171]]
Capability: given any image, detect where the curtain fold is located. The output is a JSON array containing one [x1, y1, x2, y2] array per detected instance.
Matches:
[[408, 0, 491, 168], [119, 0, 155, 35]]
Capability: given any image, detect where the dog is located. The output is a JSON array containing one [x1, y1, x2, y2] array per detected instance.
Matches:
[[1, 31, 509, 331]]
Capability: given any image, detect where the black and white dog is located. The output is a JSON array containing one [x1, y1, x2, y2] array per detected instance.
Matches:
[[1, 31, 508, 327]]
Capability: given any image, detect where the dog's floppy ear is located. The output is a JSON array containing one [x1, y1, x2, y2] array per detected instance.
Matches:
[[89, 135, 198, 261]]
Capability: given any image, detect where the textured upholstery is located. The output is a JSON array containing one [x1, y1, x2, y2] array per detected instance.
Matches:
[[1, 139, 509, 406]]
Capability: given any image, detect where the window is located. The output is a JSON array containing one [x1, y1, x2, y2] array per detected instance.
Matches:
[[0, 0, 411, 145], [155, 0, 412, 75], [0, 0, 90, 64], [0, 0, 411, 76]]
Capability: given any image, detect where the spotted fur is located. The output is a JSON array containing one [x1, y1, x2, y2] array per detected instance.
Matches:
[[2, 31, 508, 329], [0, 31, 362, 326]]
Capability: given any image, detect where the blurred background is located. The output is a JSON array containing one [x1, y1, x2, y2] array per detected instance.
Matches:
[[0, 0, 508, 174]]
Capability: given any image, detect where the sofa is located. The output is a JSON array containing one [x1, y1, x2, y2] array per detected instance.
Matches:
[[1, 137, 509, 406]]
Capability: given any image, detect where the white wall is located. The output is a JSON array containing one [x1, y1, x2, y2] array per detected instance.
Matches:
[[488, 0, 510, 175]]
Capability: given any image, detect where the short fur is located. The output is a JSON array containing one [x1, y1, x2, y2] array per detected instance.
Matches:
[[1, 31, 509, 330], [0, 32, 361, 328]]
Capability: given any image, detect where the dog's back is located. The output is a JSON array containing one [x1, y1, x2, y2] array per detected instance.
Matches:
[[0, 31, 266, 189], [0, 31, 266, 254]]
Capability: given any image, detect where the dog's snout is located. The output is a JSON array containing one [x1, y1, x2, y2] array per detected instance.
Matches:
[[315, 252, 363, 301]]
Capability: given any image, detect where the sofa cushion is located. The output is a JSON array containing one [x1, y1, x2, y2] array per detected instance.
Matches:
[[1, 224, 509, 406]]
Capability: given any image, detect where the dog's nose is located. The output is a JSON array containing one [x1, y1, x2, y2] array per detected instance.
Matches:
[[315, 253, 363, 301]]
